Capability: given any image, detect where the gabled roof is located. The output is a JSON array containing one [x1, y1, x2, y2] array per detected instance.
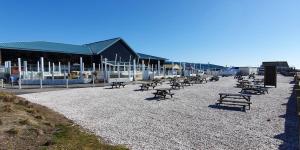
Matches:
[[84, 38, 121, 54], [137, 53, 167, 61], [0, 41, 91, 55]]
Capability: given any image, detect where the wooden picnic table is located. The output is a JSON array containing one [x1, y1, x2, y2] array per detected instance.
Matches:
[[111, 81, 126, 88], [182, 79, 193, 86], [140, 82, 156, 91], [152, 88, 174, 99], [171, 82, 184, 89], [241, 85, 268, 94], [216, 93, 252, 111], [253, 79, 264, 85]]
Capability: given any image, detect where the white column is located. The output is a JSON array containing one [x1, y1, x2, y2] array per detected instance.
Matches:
[[48, 61, 51, 73], [104, 58, 107, 71], [18, 58, 21, 89], [52, 63, 55, 80], [183, 62, 186, 76], [58, 62, 61, 74], [92, 63, 96, 86], [37, 61, 40, 72], [24, 61, 28, 79], [80, 57, 83, 79], [98, 64, 101, 72], [52, 63, 55, 72], [104, 58, 108, 83], [93, 63, 95, 72], [158, 60, 160, 76], [133, 59, 136, 81], [8, 61, 11, 75], [123, 63, 126, 71], [172, 62, 175, 75], [128, 61, 131, 80], [114, 54, 117, 71], [101, 55, 103, 72], [151, 64, 154, 72], [67, 61, 70, 73], [40, 57, 44, 79], [82, 62, 85, 72], [117, 62, 120, 79], [142, 60, 145, 72]]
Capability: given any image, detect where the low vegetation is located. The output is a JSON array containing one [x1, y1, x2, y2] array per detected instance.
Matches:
[[0, 92, 128, 150]]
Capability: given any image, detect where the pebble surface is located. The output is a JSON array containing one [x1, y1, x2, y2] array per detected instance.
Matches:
[[20, 75, 299, 150]]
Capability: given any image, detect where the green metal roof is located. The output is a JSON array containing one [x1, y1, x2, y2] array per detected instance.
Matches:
[[0, 41, 91, 55], [84, 38, 121, 54], [137, 53, 167, 60]]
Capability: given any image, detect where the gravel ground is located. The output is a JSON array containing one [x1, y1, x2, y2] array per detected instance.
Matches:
[[20, 75, 299, 150]]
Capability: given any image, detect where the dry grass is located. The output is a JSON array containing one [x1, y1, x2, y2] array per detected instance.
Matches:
[[0, 92, 128, 150]]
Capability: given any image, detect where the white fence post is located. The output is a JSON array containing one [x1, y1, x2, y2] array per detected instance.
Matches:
[[80, 57, 83, 79], [18, 58, 22, 89]]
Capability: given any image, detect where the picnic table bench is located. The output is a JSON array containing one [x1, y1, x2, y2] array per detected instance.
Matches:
[[182, 79, 193, 86], [170, 82, 184, 89], [253, 79, 264, 85], [216, 93, 252, 111], [111, 82, 126, 88], [152, 88, 174, 99], [210, 76, 219, 82], [140, 83, 156, 91], [241, 85, 268, 95], [236, 80, 251, 88]]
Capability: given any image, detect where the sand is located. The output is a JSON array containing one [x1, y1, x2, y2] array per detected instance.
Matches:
[[20, 75, 299, 149]]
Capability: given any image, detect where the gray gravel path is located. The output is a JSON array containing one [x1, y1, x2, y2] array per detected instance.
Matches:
[[20, 75, 299, 150]]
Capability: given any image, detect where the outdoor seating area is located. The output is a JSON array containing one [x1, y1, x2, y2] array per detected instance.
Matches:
[[217, 74, 271, 111], [110, 81, 126, 89], [217, 93, 252, 111], [20, 75, 298, 149]]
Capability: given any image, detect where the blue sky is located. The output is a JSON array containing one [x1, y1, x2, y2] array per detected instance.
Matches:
[[0, 0, 299, 68]]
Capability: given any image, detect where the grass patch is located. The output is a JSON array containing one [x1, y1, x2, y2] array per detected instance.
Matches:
[[0, 92, 129, 150], [52, 124, 127, 150]]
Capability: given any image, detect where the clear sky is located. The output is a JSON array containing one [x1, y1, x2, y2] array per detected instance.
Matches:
[[0, 0, 299, 68]]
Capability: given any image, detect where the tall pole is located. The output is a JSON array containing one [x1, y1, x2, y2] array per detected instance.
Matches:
[[157, 60, 160, 76], [68, 61, 71, 74], [92, 63, 95, 86], [37, 61, 40, 73], [52, 62, 55, 80], [58, 61, 61, 74], [18, 58, 21, 89], [114, 53, 117, 71], [172, 61, 174, 76], [117, 62, 120, 79], [101, 55, 103, 72], [8, 61, 11, 75], [104, 58, 108, 83], [128, 61, 131, 80], [40, 57, 44, 79], [133, 58, 136, 81], [24, 61, 28, 79], [80, 57, 83, 79], [48, 61, 51, 73]]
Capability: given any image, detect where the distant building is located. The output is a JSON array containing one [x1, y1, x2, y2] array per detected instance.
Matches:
[[238, 67, 258, 75], [0, 37, 165, 69], [261, 61, 290, 72]]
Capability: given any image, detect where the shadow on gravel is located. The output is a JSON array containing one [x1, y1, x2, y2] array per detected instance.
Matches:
[[274, 85, 299, 150], [144, 97, 173, 101], [208, 104, 245, 112]]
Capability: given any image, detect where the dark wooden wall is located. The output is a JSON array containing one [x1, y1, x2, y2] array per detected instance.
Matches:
[[1, 49, 92, 67], [94, 40, 137, 62]]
